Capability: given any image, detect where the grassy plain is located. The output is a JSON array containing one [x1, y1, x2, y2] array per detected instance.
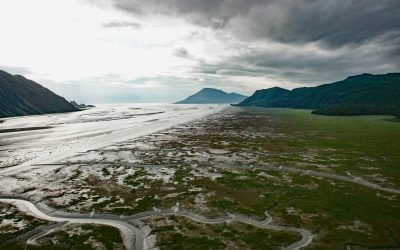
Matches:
[[143, 215, 300, 249], [3, 107, 400, 249], [138, 107, 400, 249]]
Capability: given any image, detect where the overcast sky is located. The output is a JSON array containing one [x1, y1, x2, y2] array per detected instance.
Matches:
[[0, 0, 399, 103]]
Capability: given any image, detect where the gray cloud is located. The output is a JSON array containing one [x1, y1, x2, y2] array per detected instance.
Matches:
[[231, 0, 400, 48], [102, 21, 142, 29], [88, 0, 400, 93], [100, 0, 400, 48], [192, 34, 400, 86], [38, 73, 205, 103], [173, 47, 190, 58]]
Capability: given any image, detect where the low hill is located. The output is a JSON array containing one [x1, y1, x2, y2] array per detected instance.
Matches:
[[70, 101, 95, 110], [176, 88, 247, 104], [0, 70, 78, 118], [237, 73, 400, 116]]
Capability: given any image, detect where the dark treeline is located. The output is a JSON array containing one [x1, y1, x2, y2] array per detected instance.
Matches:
[[311, 104, 400, 116]]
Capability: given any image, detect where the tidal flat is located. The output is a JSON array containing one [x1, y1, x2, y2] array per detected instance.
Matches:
[[1, 106, 400, 249]]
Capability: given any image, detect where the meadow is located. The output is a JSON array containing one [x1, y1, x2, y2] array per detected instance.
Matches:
[[2, 107, 400, 249]]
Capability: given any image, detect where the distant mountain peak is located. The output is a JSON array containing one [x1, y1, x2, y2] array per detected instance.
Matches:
[[199, 87, 224, 93], [176, 88, 247, 104], [267, 86, 289, 91]]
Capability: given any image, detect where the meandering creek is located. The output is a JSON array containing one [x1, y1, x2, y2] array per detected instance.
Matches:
[[0, 197, 313, 250]]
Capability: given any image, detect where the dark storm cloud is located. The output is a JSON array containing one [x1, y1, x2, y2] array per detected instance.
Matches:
[[90, 0, 399, 90], [102, 0, 400, 47], [231, 0, 400, 48], [192, 34, 400, 86]]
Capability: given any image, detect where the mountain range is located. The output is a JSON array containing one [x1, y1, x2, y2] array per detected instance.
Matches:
[[0, 70, 78, 118], [237, 73, 400, 117], [176, 88, 247, 104], [1, 69, 399, 119]]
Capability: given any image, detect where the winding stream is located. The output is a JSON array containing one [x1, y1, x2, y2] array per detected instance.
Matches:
[[272, 165, 400, 194], [2, 162, 398, 250], [0, 198, 142, 250], [0, 197, 313, 250]]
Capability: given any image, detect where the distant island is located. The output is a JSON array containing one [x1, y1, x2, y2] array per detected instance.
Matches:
[[176, 88, 247, 104], [0, 70, 78, 118], [237, 73, 400, 118], [70, 101, 95, 110]]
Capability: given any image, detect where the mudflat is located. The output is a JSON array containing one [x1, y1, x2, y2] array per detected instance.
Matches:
[[1, 106, 399, 249]]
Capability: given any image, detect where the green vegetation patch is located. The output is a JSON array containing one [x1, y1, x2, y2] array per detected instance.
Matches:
[[26, 224, 123, 250], [0, 203, 50, 247], [144, 216, 300, 249]]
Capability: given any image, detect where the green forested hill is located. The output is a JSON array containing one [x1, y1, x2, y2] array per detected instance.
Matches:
[[0, 70, 78, 118], [238, 73, 400, 116]]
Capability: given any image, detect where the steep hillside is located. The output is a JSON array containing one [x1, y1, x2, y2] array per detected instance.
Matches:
[[237, 73, 400, 116], [0, 70, 78, 118]]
